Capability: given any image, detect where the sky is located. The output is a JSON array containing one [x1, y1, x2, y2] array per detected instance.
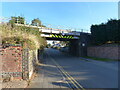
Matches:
[[2, 2, 118, 32]]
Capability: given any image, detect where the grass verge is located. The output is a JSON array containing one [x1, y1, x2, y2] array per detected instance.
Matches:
[[81, 56, 118, 62]]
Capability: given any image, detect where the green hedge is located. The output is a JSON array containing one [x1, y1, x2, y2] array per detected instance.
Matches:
[[91, 19, 119, 45]]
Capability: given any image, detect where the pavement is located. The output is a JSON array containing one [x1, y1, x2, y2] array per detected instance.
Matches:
[[1, 80, 28, 88], [27, 51, 70, 88], [27, 48, 118, 89]]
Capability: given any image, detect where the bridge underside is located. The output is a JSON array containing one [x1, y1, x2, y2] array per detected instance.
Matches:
[[45, 37, 78, 41], [44, 33, 91, 57], [41, 33, 80, 41], [46, 37, 80, 56]]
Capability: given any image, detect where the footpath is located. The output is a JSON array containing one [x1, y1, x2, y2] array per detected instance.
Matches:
[[1, 80, 28, 88]]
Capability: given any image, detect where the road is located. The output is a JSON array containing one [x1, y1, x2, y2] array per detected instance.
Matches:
[[27, 48, 118, 89]]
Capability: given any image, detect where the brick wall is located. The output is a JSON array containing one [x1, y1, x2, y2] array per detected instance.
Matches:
[[1, 45, 23, 79], [87, 45, 120, 60], [1, 45, 39, 81]]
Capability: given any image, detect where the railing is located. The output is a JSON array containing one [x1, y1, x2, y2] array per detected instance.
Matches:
[[15, 23, 71, 34], [15, 23, 90, 35]]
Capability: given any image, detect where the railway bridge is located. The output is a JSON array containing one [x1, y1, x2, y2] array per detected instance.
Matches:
[[16, 24, 91, 56], [40, 26, 91, 56]]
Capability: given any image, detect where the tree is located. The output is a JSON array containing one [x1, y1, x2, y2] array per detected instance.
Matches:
[[31, 18, 41, 26], [9, 16, 25, 25], [17, 16, 25, 24], [118, 19, 120, 42], [90, 19, 119, 45], [106, 19, 118, 42]]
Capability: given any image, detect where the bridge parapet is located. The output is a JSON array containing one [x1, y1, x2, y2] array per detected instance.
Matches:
[[15, 23, 89, 36], [15, 23, 71, 34], [39, 28, 71, 34]]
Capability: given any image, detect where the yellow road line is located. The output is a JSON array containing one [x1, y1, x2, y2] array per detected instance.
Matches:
[[45, 53, 74, 88], [46, 52, 85, 90], [52, 59, 84, 90], [61, 67, 84, 89], [53, 59, 79, 89]]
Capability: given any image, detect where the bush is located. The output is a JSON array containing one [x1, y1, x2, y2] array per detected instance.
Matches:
[[91, 19, 119, 45], [1, 24, 47, 50]]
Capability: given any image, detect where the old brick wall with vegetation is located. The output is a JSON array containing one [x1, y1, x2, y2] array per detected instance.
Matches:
[[1, 44, 39, 81], [1, 22, 46, 81], [1, 45, 23, 80]]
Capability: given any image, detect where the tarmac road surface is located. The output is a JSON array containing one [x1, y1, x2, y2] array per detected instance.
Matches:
[[27, 48, 118, 89]]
